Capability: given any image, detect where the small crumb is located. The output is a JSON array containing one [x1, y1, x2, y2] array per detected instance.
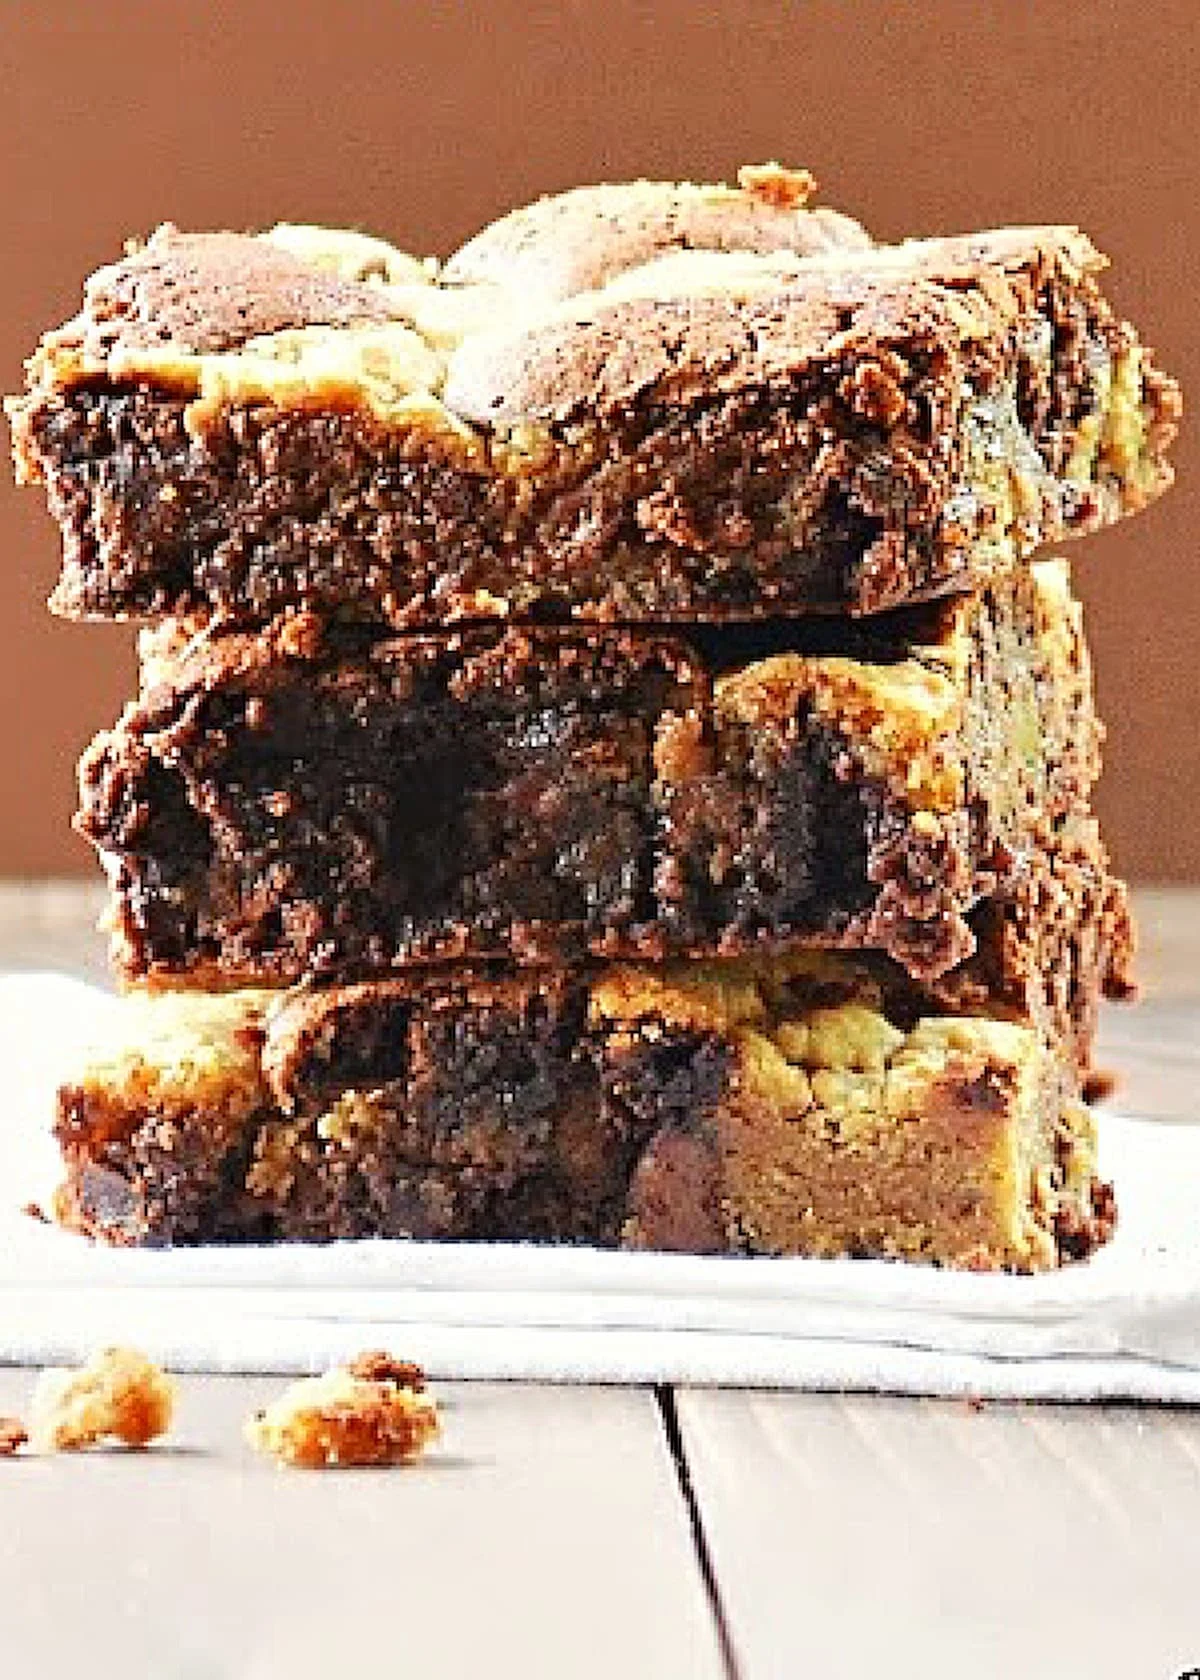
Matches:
[[30, 1347, 175, 1452], [0, 1417, 28, 1455], [1083, 1067, 1118, 1104], [264, 788, 294, 818], [737, 161, 817, 209], [22, 1201, 48, 1224], [909, 808, 943, 839], [275, 610, 325, 662], [247, 1353, 439, 1469], [964, 1394, 986, 1414], [346, 1350, 426, 1390]]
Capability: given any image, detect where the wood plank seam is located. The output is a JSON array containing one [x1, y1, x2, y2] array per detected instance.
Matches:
[[655, 1385, 743, 1680]]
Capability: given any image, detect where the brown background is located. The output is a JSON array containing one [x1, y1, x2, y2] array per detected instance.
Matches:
[[0, 0, 1195, 878]]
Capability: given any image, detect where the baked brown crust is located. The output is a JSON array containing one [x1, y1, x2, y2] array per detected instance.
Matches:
[[51, 828, 1127, 1268], [77, 561, 1100, 987], [439, 167, 862, 303], [7, 173, 1178, 626]]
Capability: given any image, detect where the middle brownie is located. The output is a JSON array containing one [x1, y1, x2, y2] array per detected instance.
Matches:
[[80, 558, 1098, 988]]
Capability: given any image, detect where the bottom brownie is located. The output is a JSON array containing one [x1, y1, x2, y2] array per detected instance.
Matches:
[[54, 827, 1126, 1267]]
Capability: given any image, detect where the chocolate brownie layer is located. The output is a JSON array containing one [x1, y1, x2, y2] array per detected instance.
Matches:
[[53, 814, 1130, 1260], [78, 560, 1099, 986], [53, 892, 1123, 1266], [9, 169, 1178, 625]]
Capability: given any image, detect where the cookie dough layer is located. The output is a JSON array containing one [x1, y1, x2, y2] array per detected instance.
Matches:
[[9, 171, 1178, 626], [53, 928, 1119, 1268], [78, 560, 1100, 987]]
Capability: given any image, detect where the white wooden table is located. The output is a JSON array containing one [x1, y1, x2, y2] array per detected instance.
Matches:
[[1, 885, 1197, 1680]]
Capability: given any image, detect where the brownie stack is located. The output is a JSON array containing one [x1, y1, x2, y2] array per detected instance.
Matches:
[[8, 165, 1180, 1267]]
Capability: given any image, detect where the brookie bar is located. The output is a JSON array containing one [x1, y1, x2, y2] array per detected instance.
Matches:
[[8, 169, 1179, 626], [53, 905, 1125, 1268], [80, 560, 1099, 986]]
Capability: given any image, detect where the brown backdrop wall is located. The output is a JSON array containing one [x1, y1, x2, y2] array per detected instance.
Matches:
[[1, 0, 1196, 877]]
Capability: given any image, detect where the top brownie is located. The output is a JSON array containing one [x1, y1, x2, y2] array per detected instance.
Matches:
[[9, 165, 1180, 626]]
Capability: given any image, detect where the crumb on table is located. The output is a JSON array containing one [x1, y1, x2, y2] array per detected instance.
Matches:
[[247, 1353, 439, 1469], [30, 1347, 175, 1452], [0, 1417, 28, 1455], [345, 1350, 426, 1390]]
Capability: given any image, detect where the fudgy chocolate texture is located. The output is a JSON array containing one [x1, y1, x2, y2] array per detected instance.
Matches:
[[77, 561, 1099, 986], [922, 811, 1135, 1083], [53, 896, 1122, 1267], [8, 172, 1179, 626]]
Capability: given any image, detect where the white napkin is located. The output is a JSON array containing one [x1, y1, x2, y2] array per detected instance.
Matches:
[[2, 972, 1197, 1400]]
